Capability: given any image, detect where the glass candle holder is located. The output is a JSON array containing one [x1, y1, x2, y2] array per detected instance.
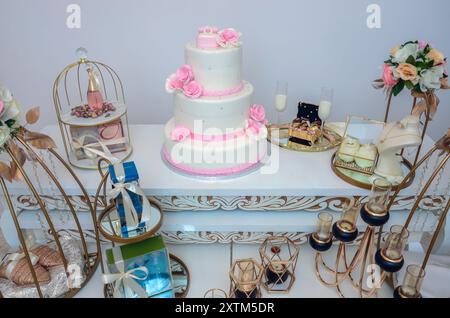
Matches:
[[383, 225, 409, 261], [399, 265, 425, 298], [339, 201, 360, 232], [367, 178, 392, 215], [315, 212, 333, 241]]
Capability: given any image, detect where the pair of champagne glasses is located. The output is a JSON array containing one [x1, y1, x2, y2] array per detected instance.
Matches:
[[275, 81, 333, 132]]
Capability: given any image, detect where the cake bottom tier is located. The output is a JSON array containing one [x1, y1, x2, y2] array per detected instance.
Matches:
[[163, 120, 268, 177]]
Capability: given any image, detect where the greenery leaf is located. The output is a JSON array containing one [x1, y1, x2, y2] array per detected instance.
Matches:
[[405, 81, 414, 89], [392, 80, 405, 96], [406, 55, 416, 65]]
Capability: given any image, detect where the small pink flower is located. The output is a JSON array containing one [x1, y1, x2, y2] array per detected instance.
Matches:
[[176, 65, 194, 85], [418, 40, 427, 50], [183, 81, 203, 99], [249, 104, 266, 123], [217, 28, 241, 48], [382, 64, 398, 88], [0, 101, 4, 116], [167, 74, 184, 91], [171, 125, 191, 142]]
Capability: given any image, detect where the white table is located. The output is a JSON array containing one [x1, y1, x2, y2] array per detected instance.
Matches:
[[2, 124, 447, 248]]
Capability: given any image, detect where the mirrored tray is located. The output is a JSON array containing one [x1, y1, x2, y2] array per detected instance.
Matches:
[[104, 253, 190, 298], [331, 152, 415, 190], [97, 199, 163, 244], [267, 124, 342, 152]]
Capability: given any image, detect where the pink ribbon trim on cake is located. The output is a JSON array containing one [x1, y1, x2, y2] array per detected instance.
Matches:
[[202, 82, 245, 97], [162, 147, 266, 177], [190, 129, 247, 142]]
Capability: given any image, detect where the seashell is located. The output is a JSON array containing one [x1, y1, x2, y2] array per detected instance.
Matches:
[[0, 259, 50, 286], [31, 245, 64, 268]]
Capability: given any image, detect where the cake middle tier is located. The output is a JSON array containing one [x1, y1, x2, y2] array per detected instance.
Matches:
[[185, 42, 242, 92], [174, 81, 253, 134]]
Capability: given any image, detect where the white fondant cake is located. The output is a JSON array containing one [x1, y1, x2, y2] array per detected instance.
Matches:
[[163, 27, 268, 177]]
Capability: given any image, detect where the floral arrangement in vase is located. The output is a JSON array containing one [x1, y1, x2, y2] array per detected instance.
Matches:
[[0, 85, 56, 181], [375, 41, 448, 96]]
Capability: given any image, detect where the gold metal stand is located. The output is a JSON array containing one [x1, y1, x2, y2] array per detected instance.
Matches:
[[314, 131, 450, 298], [0, 134, 100, 298]]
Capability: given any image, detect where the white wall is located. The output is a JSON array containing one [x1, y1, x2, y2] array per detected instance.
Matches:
[[0, 0, 449, 140]]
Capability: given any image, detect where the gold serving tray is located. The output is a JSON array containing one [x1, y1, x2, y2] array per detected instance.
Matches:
[[331, 152, 415, 191], [267, 124, 342, 153]]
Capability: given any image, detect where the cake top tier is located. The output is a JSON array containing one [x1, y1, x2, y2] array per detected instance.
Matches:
[[196, 26, 242, 49]]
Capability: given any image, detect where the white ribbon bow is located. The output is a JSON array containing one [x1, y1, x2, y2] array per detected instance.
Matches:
[[2, 252, 40, 280], [102, 265, 149, 298], [72, 134, 121, 164], [108, 164, 152, 229]]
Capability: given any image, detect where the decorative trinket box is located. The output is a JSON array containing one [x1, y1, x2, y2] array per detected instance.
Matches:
[[104, 235, 174, 298]]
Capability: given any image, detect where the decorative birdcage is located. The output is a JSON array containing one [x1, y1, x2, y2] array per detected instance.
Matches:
[[52, 48, 132, 170], [0, 86, 100, 298]]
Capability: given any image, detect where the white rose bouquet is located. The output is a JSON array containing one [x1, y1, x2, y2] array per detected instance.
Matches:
[[376, 41, 448, 96]]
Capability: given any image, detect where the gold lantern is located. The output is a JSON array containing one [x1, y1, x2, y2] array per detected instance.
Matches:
[[259, 236, 299, 293], [52, 48, 132, 170], [0, 86, 100, 298], [229, 259, 263, 299]]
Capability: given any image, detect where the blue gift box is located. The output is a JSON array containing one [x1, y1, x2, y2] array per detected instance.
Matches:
[[109, 161, 140, 184], [106, 235, 174, 298], [109, 162, 147, 238]]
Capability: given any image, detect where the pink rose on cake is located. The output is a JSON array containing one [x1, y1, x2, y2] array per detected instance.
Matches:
[[171, 125, 191, 142], [165, 65, 195, 93], [176, 65, 195, 85], [249, 104, 267, 124], [217, 28, 242, 48], [382, 64, 398, 88], [183, 81, 203, 99]]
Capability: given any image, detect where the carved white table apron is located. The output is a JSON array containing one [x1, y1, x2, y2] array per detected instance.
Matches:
[[1, 125, 448, 251]]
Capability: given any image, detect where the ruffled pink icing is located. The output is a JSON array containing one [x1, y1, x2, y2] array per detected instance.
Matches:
[[163, 147, 266, 177]]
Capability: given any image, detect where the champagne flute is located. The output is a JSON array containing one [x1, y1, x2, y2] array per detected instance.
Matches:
[[318, 87, 333, 136], [275, 81, 288, 124]]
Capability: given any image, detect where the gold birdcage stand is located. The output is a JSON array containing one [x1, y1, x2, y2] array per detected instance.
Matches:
[[53, 48, 132, 170], [0, 132, 101, 298]]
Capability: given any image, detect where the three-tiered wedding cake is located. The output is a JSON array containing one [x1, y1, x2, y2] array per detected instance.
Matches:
[[163, 27, 268, 177]]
